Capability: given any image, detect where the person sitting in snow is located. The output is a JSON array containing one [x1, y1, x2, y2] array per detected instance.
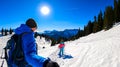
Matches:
[[58, 40, 65, 57], [14, 18, 59, 67]]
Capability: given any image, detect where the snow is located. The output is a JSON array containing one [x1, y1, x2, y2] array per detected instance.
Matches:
[[0, 24, 120, 67]]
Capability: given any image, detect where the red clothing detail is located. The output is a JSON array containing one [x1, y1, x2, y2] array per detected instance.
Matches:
[[58, 44, 65, 48]]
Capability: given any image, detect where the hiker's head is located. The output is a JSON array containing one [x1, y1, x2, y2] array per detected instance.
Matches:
[[26, 18, 37, 32]]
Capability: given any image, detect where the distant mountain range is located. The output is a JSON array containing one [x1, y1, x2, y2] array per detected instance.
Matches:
[[42, 29, 78, 40], [0, 29, 78, 40]]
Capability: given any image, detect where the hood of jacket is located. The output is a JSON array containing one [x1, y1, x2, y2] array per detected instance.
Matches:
[[15, 24, 33, 35]]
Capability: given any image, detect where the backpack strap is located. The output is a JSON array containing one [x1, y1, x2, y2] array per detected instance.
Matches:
[[15, 32, 32, 67], [12, 32, 28, 63]]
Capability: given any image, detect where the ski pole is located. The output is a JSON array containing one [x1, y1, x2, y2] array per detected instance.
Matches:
[[0, 59, 4, 67]]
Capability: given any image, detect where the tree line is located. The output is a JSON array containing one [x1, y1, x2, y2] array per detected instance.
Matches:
[[1, 28, 13, 36], [70, 0, 120, 40]]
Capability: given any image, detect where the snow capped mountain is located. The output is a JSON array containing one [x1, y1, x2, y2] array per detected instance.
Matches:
[[0, 23, 120, 67], [43, 29, 78, 40]]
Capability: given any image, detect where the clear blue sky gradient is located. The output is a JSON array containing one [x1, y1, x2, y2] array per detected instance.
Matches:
[[0, 0, 114, 32]]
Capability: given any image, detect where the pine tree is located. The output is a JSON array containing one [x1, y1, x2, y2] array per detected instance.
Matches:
[[51, 38, 56, 46], [104, 6, 114, 30], [1, 28, 4, 36], [93, 16, 98, 33], [75, 28, 81, 39], [85, 21, 93, 35], [5, 29, 8, 35], [9, 28, 13, 34], [88, 21, 93, 34], [98, 11, 103, 31], [118, 0, 120, 22], [114, 0, 119, 22], [84, 26, 87, 35], [85, 23, 89, 35]]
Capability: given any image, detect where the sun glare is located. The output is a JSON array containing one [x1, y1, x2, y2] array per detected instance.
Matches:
[[40, 6, 50, 15]]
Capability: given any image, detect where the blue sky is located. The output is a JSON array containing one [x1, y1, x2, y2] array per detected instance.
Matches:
[[0, 0, 114, 32]]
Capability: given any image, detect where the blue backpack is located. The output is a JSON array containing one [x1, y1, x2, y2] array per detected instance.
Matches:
[[1, 33, 32, 67]]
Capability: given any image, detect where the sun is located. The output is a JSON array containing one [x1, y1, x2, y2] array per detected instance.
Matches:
[[40, 6, 50, 15]]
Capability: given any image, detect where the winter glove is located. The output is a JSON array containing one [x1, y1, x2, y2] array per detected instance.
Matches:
[[43, 60, 59, 67]]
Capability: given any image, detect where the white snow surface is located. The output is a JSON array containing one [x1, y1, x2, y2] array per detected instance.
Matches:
[[0, 24, 120, 67]]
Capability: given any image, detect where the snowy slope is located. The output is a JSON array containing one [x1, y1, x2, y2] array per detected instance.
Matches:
[[0, 24, 120, 67]]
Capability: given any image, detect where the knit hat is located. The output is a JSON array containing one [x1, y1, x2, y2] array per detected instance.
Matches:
[[26, 18, 37, 28]]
